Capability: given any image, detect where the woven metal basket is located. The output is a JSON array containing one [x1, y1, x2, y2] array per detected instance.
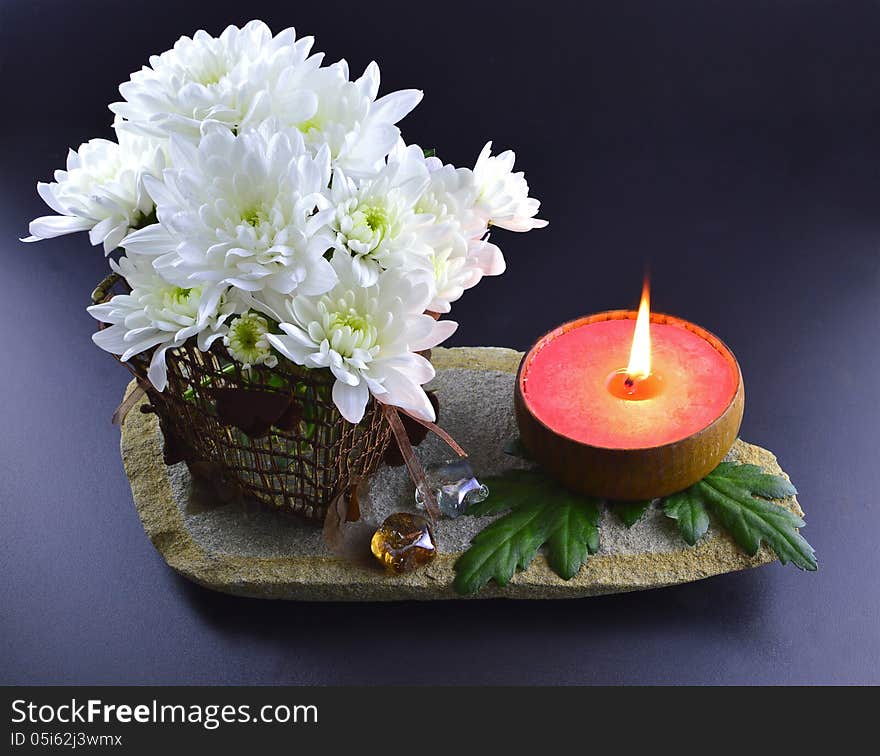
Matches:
[[94, 275, 393, 522]]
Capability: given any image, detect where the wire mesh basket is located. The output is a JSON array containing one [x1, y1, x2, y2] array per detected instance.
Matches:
[[94, 276, 393, 523]]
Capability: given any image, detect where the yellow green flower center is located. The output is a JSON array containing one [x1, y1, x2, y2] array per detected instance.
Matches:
[[242, 207, 267, 227], [164, 286, 198, 309], [235, 321, 260, 350], [329, 309, 370, 335], [363, 206, 386, 233], [298, 114, 324, 134]]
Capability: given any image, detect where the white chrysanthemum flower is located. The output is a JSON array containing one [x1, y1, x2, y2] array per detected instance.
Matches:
[[425, 237, 506, 314], [266, 254, 457, 424], [391, 144, 505, 312], [425, 245, 479, 314], [23, 129, 166, 254], [86, 255, 230, 391], [293, 60, 422, 177], [472, 141, 548, 232], [110, 20, 420, 175], [111, 20, 315, 141], [415, 158, 484, 242], [330, 144, 434, 286], [122, 123, 337, 304], [224, 311, 278, 368]]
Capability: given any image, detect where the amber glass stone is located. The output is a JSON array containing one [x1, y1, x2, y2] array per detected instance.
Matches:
[[370, 513, 437, 573]]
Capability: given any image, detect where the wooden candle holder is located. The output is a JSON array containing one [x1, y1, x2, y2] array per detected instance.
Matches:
[[514, 311, 744, 501]]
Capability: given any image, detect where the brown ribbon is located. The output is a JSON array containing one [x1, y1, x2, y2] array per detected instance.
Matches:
[[112, 384, 147, 425], [382, 404, 468, 525], [395, 406, 468, 458]]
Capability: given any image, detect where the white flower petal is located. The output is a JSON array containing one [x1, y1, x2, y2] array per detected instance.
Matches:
[[409, 317, 458, 352], [330, 362, 359, 386], [36, 182, 67, 215], [23, 215, 94, 241], [356, 61, 381, 100], [148, 345, 172, 392], [91, 324, 129, 355], [490, 215, 549, 232], [86, 303, 118, 324], [103, 222, 131, 254], [122, 223, 176, 256], [89, 217, 116, 247], [332, 379, 369, 424], [467, 238, 506, 276], [369, 89, 423, 127], [142, 173, 177, 208], [381, 353, 435, 385], [373, 366, 436, 421], [295, 256, 338, 296], [120, 333, 169, 362], [266, 332, 311, 365]]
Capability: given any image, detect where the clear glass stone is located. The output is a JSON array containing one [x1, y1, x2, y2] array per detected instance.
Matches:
[[414, 458, 489, 518]]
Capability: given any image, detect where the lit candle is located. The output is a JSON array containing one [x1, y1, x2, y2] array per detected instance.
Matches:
[[514, 280, 744, 500], [605, 278, 662, 402]]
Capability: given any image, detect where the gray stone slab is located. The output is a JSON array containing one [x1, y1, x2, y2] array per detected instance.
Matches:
[[120, 347, 804, 600]]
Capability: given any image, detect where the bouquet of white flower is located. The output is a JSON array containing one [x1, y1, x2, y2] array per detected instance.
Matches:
[[24, 20, 546, 518]]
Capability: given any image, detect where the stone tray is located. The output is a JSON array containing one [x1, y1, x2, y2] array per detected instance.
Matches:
[[119, 347, 804, 601]]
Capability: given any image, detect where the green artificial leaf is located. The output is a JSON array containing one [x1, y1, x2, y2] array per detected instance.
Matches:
[[613, 499, 653, 528], [660, 463, 814, 569], [467, 469, 549, 517], [422, 147, 437, 158], [453, 500, 552, 595], [544, 499, 601, 579], [455, 461, 814, 595], [663, 490, 711, 546], [710, 462, 798, 499], [454, 469, 601, 593], [698, 467, 816, 571]]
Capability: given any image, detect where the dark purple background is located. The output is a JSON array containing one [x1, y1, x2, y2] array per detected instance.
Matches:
[[2, 0, 878, 684]]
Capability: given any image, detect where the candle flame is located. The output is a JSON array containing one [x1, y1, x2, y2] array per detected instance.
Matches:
[[626, 278, 651, 379]]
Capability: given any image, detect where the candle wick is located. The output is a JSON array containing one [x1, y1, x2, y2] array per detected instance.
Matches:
[[624, 376, 635, 389]]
